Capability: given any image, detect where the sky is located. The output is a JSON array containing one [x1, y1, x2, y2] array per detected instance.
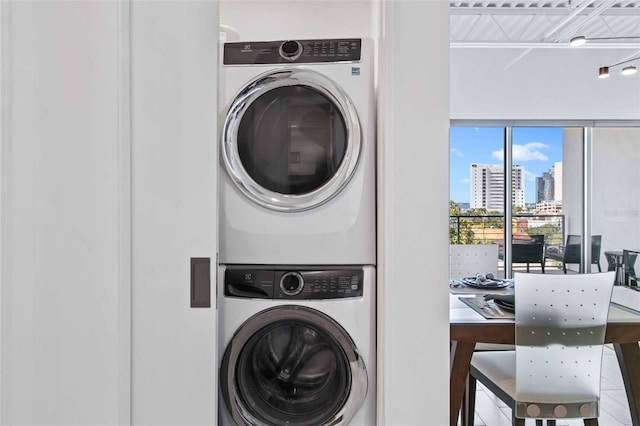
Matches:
[[449, 127, 564, 204]]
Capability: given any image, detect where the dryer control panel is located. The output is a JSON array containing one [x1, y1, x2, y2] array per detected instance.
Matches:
[[224, 266, 364, 300], [223, 38, 362, 65]]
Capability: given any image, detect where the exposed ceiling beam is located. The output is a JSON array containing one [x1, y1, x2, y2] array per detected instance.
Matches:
[[552, 0, 618, 41], [450, 6, 640, 15]]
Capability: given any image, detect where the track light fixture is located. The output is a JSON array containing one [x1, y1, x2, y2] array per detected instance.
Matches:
[[595, 56, 640, 79], [570, 35, 640, 46], [570, 35, 640, 78]]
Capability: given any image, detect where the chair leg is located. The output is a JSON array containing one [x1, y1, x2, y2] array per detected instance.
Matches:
[[583, 419, 599, 426], [462, 374, 476, 426], [541, 261, 545, 273], [563, 262, 567, 274]]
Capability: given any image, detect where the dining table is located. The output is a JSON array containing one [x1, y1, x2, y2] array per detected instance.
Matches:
[[450, 285, 640, 426]]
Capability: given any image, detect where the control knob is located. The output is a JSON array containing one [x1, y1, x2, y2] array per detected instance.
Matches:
[[279, 40, 303, 61], [280, 272, 304, 296]]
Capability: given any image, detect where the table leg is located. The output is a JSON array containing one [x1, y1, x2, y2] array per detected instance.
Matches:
[[614, 342, 640, 426], [450, 341, 476, 426]]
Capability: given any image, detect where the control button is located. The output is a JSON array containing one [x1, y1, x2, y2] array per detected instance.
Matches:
[[279, 272, 304, 296], [279, 40, 302, 61]]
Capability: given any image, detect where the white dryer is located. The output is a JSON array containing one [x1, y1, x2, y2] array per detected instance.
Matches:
[[218, 265, 376, 426], [219, 38, 375, 265]]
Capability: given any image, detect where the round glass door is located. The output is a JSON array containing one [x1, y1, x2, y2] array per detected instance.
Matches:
[[222, 69, 361, 212], [220, 306, 367, 426]]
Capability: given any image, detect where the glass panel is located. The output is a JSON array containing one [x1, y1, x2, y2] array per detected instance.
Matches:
[[449, 127, 505, 276], [593, 127, 640, 284], [237, 86, 347, 195], [510, 127, 566, 275], [235, 319, 351, 425]]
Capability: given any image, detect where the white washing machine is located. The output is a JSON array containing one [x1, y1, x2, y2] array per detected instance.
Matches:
[[219, 38, 375, 265], [218, 265, 376, 426]]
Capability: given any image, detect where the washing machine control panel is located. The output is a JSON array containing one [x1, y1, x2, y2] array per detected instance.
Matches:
[[223, 38, 362, 65], [225, 267, 364, 300]]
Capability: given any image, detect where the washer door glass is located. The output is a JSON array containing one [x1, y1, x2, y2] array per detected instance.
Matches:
[[222, 69, 361, 212], [221, 306, 367, 426]]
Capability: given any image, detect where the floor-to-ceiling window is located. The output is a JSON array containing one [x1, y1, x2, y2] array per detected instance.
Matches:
[[448, 124, 638, 279]]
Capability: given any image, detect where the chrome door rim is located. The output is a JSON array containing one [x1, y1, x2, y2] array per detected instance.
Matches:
[[221, 68, 362, 212], [220, 305, 368, 426]]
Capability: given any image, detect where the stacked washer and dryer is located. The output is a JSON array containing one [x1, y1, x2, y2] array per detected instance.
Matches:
[[217, 38, 376, 426]]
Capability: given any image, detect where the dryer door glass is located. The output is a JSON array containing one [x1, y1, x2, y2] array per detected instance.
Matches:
[[222, 69, 362, 212], [238, 86, 347, 195]]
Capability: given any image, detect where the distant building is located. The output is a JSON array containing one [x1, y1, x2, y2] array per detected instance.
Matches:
[[535, 200, 562, 214], [536, 171, 553, 203], [470, 163, 524, 212], [536, 162, 563, 205]]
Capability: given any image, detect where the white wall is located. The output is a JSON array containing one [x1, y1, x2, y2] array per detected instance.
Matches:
[[1, 2, 125, 424], [220, 0, 374, 41], [451, 47, 640, 120]]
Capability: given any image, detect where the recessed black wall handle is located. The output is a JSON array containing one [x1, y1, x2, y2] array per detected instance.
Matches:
[[191, 257, 210, 308]]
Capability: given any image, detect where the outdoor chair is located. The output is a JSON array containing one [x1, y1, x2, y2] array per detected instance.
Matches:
[[464, 271, 615, 426], [511, 234, 545, 273], [623, 249, 639, 286], [546, 235, 602, 273]]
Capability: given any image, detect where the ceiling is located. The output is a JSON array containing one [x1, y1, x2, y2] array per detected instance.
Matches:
[[450, 0, 640, 48]]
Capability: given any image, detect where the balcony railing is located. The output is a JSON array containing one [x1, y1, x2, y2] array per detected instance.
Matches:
[[449, 214, 565, 246], [450, 214, 566, 275]]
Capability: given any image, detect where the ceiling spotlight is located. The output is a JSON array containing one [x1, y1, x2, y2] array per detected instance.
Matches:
[[570, 35, 640, 46], [569, 36, 586, 47], [621, 65, 638, 76]]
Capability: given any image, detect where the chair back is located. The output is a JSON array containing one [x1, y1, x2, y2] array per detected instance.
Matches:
[[591, 235, 602, 264], [563, 234, 602, 265], [562, 234, 581, 264], [623, 249, 639, 286], [513, 271, 615, 420], [512, 235, 545, 263], [449, 244, 498, 279]]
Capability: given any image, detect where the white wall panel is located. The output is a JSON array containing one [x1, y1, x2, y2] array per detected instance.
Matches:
[[378, 1, 450, 424], [130, 2, 218, 425], [1, 1, 124, 424]]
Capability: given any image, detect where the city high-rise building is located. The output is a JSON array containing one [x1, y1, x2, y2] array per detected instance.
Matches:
[[470, 163, 525, 212], [536, 162, 563, 203], [536, 170, 554, 203]]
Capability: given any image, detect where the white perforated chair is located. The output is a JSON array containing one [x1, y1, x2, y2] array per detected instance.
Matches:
[[464, 271, 615, 426], [450, 244, 499, 280]]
